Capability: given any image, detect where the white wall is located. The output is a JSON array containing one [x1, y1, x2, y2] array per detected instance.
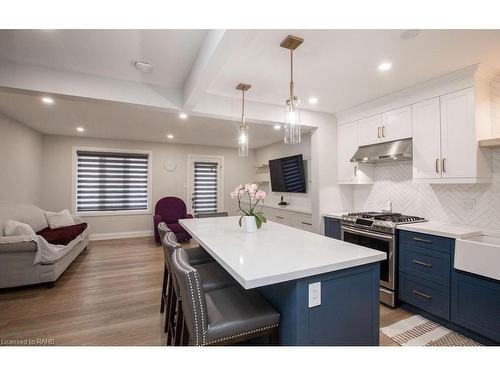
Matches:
[[41, 135, 256, 237], [0, 114, 43, 205], [254, 132, 312, 211], [353, 150, 500, 230]]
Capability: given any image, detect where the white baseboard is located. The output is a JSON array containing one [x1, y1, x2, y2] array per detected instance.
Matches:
[[89, 230, 153, 241]]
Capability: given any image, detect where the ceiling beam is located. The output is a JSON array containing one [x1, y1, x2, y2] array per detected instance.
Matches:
[[182, 29, 258, 111]]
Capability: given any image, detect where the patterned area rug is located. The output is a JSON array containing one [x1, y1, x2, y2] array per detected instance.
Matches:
[[381, 315, 481, 346]]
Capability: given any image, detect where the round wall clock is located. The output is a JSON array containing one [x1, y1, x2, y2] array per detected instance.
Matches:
[[163, 160, 177, 172]]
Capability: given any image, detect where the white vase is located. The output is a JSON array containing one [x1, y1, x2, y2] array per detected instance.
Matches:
[[244, 215, 257, 233]]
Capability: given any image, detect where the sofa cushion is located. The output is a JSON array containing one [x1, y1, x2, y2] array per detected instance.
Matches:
[[166, 222, 185, 233], [0, 203, 48, 235], [4, 220, 36, 237], [37, 223, 88, 246], [45, 209, 75, 229]]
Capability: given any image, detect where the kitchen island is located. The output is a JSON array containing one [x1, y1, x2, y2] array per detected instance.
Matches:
[[179, 216, 386, 345]]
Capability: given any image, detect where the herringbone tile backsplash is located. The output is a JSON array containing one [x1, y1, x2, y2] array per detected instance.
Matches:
[[353, 149, 500, 230]]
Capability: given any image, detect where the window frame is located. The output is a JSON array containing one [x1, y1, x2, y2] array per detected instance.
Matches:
[[187, 154, 224, 215], [72, 146, 153, 217]]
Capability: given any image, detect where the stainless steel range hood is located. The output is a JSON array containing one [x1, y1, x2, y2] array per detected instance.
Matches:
[[350, 138, 413, 163]]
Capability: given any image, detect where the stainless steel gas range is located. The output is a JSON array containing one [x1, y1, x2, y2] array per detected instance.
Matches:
[[340, 212, 427, 307]]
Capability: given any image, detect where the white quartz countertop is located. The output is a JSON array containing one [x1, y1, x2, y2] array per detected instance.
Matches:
[[322, 212, 345, 219], [179, 216, 386, 289], [398, 221, 484, 239]]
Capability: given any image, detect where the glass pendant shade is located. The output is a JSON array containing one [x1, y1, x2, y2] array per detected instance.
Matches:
[[238, 125, 249, 157], [284, 100, 301, 144]]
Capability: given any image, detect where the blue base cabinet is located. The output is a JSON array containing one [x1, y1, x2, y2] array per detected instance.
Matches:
[[324, 217, 341, 240], [451, 270, 500, 342], [399, 229, 500, 344]]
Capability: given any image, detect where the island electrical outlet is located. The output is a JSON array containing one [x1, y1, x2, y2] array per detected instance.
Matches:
[[308, 282, 321, 308]]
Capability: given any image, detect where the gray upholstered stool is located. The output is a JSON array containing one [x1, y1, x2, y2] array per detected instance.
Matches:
[[195, 212, 229, 218], [158, 222, 213, 314], [160, 227, 234, 345], [172, 247, 280, 346]]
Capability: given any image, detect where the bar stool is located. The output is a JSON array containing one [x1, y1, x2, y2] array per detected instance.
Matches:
[[160, 227, 234, 345], [158, 222, 213, 315], [171, 247, 280, 346]]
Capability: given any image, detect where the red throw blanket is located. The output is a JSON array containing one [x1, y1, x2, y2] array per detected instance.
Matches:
[[37, 223, 88, 246]]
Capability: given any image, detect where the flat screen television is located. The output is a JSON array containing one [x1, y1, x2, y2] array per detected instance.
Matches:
[[268, 154, 306, 193]]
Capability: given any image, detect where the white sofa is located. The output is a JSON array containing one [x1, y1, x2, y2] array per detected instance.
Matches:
[[0, 203, 89, 288]]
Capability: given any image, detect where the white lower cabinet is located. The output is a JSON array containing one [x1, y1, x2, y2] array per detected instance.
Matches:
[[262, 207, 313, 232]]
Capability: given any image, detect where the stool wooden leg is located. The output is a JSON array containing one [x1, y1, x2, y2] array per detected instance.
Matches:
[[174, 302, 184, 346], [181, 320, 189, 346], [165, 282, 176, 345], [270, 327, 279, 345], [160, 266, 167, 313]]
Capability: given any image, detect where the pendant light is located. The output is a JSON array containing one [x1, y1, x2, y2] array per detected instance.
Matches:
[[280, 35, 304, 144], [236, 83, 251, 157]]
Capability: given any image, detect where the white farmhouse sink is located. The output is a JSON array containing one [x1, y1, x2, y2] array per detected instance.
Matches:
[[455, 234, 500, 281]]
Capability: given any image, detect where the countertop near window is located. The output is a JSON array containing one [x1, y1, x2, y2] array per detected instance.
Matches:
[[322, 212, 346, 219]]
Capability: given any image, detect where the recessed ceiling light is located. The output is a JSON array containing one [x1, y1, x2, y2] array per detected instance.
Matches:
[[41, 96, 54, 104], [400, 29, 421, 40], [76, 127, 85, 132], [273, 124, 281, 130], [378, 62, 392, 72], [308, 97, 318, 104], [134, 61, 153, 73], [179, 113, 188, 120], [167, 134, 174, 139]]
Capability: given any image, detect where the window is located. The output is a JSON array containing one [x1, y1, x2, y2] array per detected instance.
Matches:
[[188, 155, 223, 216], [75, 149, 151, 214]]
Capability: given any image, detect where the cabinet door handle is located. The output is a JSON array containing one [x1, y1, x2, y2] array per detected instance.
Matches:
[[275, 215, 285, 220], [442, 158, 446, 173], [354, 165, 357, 177], [412, 259, 432, 268], [377, 127, 381, 138], [435, 158, 440, 173], [301, 221, 312, 226], [412, 289, 432, 300], [413, 237, 432, 244], [382, 126, 386, 137]]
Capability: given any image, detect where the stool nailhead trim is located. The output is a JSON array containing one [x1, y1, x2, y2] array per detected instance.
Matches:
[[204, 323, 279, 346]]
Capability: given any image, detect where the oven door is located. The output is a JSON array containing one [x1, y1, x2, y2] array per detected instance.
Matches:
[[341, 226, 395, 291]]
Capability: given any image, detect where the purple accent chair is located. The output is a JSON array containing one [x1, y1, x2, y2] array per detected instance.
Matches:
[[154, 197, 193, 244]]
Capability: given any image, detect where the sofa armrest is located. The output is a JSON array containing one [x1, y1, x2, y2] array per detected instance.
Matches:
[[184, 213, 193, 219], [0, 240, 37, 254]]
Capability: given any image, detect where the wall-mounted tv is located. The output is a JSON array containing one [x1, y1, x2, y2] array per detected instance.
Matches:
[[269, 154, 306, 193]]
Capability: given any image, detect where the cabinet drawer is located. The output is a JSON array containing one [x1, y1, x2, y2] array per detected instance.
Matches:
[[400, 272, 450, 320], [399, 243, 451, 286], [399, 230, 453, 253]]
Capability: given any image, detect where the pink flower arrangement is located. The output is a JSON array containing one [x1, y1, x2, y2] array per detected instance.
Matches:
[[231, 183, 267, 229]]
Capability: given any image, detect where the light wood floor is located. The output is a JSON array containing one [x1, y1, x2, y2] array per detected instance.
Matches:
[[0, 236, 412, 346]]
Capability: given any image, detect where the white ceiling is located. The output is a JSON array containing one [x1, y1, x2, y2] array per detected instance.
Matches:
[[1, 29, 500, 144], [0, 30, 207, 89], [208, 29, 500, 113], [0, 89, 307, 149]]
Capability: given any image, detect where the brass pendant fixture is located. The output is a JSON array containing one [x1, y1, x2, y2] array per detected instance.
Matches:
[[236, 83, 251, 157], [280, 35, 303, 144]]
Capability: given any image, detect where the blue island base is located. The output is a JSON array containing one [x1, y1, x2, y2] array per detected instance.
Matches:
[[258, 262, 380, 346]]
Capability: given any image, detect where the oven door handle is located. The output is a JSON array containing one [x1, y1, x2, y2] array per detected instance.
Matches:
[[341, 226, 394, 241]]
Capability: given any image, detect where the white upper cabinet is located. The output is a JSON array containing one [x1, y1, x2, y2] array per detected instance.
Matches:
[[358, 114, 382, 146], [357, 106, 411, 146], [412, 87, 492, 183], [337, 121, 373, 184], [440, 88, 477, 180], [381, 106, 412, 142], [412, 97, 442, 180]]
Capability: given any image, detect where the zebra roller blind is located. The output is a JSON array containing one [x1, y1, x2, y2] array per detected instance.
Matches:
[[192, 161, 218, 215], [76, 150, 149, 212]]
